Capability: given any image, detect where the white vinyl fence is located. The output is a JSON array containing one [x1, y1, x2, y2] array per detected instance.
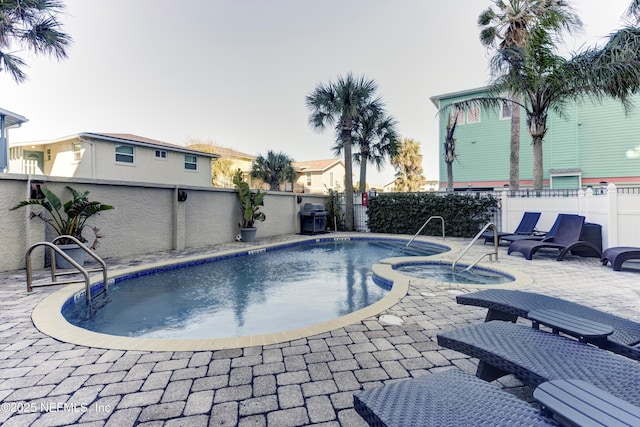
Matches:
[[500, 184, 640, 250]]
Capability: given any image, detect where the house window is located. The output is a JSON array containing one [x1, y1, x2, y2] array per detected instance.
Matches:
[[500, 98, 512, 120], [46, 148, 51, 161], [329, 172, 334, 187], [73, 143, 82, 162], [452, 104, 465, 125], [155, 150, 167, 159], [466, 103, 481, 123], [115, 145, 134, 163], [184, 155, 197, 170], [306, 171, 312, 186]]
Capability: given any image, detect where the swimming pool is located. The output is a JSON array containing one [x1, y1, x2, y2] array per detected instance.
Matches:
[[61, 237, 448, 341]]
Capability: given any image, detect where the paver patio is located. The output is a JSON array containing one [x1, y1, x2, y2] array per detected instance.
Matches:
[[1, 234, 639, 426]]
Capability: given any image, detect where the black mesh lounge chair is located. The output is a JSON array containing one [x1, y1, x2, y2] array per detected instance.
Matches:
[[456, 289, 640, 360], [482, 211, 541, 244], [437, 321, 640, 406], [602, 246, 640, 271], [354, 369, 561, 426], [507, 215, 602, 260]]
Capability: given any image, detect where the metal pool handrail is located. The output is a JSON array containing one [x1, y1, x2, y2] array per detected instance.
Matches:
[[452, 222, 498, 271], [405, 216, 445, 248], [26, 235, 109, 304]]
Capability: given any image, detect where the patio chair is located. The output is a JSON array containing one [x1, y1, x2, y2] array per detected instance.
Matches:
[[436, 321, 640, 406], [456, 289, 640, 360], [500, 213, 575, 244], [354, 369, 561, 426], [602, 246, 640, 271], [482, 211, 541, 244], [354, 369, 640, 427], [507, 215, 601, 260]]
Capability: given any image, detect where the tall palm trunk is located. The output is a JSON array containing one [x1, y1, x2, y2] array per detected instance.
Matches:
[[532, 137, 543, 190], [444, 113, 458, 191], [359, 150, 369, 193], [509, 93, 521, 190], [528, 112, 547, 190], [341, 122, 355, 231]]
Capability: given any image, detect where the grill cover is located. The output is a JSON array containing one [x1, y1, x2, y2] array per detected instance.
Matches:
[[299, 203, 327, 234]]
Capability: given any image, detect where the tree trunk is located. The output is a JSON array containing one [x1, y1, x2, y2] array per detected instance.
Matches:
[[359, 153, 368, 193], [509, 93, 521, 190], [528, 112, 547, 191], [444, 113, 458, 192], [446, 162, 453, 192], [342, 126, 354, 231], [532, 137, 544, 190]]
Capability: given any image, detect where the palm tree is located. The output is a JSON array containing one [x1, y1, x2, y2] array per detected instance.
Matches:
[[444, 111, 460, 191], [0, 0, 72, 83], [306, 73, 382, 230], [251, 151, 296, 191], [334, 106, 399, 193], [467, 23, 640, 190], [391, 138, 426, 192], [478, 0, 581, 190], [628, 0, 640, 20]]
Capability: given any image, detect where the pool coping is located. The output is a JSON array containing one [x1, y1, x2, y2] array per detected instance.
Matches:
[[32, 234, 526, 352], [373, 253, 533, 291]]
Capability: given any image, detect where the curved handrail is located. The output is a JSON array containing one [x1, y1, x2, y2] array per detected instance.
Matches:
[[52, 235, 109, 293], [26, 242, 92, 303], [452, 222, 498, 271], [406, 216, 445, 248]]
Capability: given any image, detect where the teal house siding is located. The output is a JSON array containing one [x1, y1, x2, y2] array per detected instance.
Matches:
[[432, 87, 640, 189]]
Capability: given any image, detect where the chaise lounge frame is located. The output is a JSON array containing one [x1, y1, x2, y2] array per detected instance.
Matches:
[[436, 321, 640, 406], [482, 211, 541, 245], [456, 289, 640, 360], [601, 246, 640, 271], [354, 369, 561, 427], [508, 215, 602, 260]]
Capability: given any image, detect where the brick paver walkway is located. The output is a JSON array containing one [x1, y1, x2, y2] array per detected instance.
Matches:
[[1, 234, 639, 426]]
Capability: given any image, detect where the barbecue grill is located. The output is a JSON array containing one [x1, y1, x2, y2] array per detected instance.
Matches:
[[299, 203, 328, 235]]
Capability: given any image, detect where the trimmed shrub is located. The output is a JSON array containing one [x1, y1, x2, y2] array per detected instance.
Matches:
[[367, 192, 497, 237]]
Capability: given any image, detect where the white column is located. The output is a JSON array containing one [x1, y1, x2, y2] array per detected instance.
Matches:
[[606, 183, 618, 249]]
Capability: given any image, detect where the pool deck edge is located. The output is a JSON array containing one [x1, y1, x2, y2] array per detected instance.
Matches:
[[32, 233, 460, 352]]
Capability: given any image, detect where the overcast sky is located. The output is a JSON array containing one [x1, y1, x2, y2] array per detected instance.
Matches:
[[0, 0, 633, 185]]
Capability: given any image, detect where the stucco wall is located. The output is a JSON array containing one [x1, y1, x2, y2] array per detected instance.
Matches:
[[1, 175, 327, 272]]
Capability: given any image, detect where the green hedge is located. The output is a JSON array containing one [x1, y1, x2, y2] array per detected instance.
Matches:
[[367, 192, 498, 237]]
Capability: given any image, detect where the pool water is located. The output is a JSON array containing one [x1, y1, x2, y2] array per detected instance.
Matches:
[[63, 239, 445, 339], [395, 262, 514, 285]]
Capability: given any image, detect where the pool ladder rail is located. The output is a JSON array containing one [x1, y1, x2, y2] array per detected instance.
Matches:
[[405, 216, 446, 249], [452, 222, 499, 272], [25, 235, 109, 304]]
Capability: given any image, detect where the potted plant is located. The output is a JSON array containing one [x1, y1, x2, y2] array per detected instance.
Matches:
[[10, 185, 114, 268], [232, 169, 266, 242]]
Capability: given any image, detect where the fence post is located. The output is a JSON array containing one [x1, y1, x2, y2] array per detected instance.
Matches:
[[578, 188, 588, 216], [606, 183, 618, 249], [501, 190, 509, 232]]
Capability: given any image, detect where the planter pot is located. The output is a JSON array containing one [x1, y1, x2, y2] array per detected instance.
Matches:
[[239, 227, 257, 243], [54, 244, 86, 269]]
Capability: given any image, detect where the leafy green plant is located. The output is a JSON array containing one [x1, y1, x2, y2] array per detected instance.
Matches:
[[10, 185, 113, 248], [232, 169, 266, 228]]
